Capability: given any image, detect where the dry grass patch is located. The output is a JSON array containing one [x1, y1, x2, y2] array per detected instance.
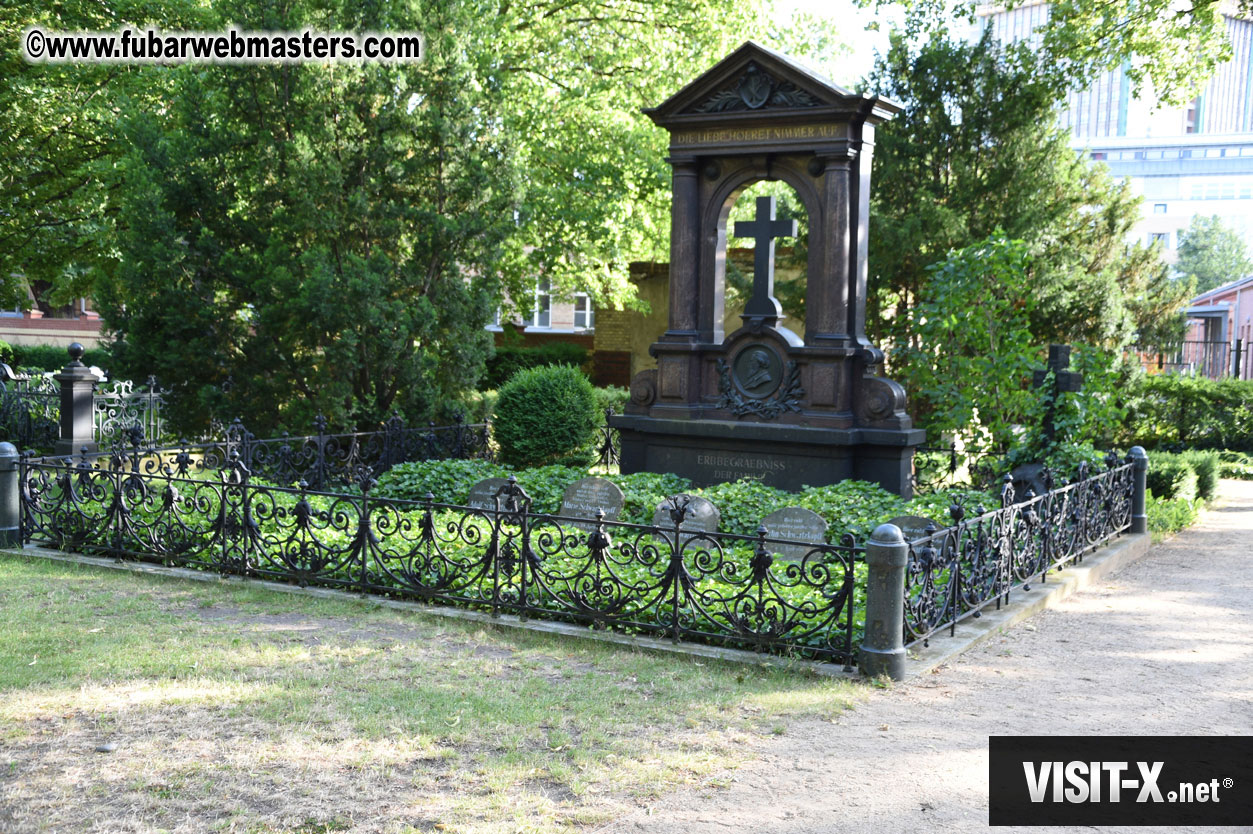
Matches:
[[0, 554, 866, 833]]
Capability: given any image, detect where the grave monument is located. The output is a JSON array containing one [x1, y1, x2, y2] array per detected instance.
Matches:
[[610, 42, 924, 497]]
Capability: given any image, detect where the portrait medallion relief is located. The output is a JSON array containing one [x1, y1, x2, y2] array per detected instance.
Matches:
[[732, 344, 783, 399]]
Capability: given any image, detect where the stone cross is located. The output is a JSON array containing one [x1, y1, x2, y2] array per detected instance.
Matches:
[[1032, 344, 1083, 440], [733, 195, 796, 324]]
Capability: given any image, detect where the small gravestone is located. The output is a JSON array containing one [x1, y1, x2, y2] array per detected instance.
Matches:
[[760, 507, 828, 561], [888, 514, 941, 543], [652, 494, 720, 544], [466, 477, 513, 511], [560, 477, 625, 528]]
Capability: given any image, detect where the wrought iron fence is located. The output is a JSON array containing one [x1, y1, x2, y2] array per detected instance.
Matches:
[[220, 414, 492, 488], [18, 447, 862, 665], [0, 365, 59, 450], [903, 453, 1135, 647], [911, 443, 1006, 493], [93, 375, 167, 448]]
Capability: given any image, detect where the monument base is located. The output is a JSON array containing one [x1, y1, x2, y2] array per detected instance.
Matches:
[[611, 415, 925, 498]]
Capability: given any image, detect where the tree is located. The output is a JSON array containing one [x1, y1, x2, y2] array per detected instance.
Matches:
[[1176, 214, 1253, 294], [99, 0, 511, 434], [0, 0, 208, 310], [866, 32, 1188, 359], [867, 0, 1237, 106]]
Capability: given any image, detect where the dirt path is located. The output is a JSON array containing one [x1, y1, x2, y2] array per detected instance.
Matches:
[[606, 480, 1253, 834]]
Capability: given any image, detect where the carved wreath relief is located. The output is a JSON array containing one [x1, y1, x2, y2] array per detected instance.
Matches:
[[693, 62, 820, 113], [716, 343, 804, 419]]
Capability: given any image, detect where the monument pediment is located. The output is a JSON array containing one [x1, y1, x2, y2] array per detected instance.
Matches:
[[645, 41, 901, 128]]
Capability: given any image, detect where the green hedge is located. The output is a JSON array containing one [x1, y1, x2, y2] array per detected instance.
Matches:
[[481, 342, 589, 391], [1121, 375, 1253, 452], [1219, 451, 1253, 480], [4, 343, 117, 374], [1146, 456, 1198, 503]]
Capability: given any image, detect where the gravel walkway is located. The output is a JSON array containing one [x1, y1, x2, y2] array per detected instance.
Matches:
[[607, 479, 1253, 834]]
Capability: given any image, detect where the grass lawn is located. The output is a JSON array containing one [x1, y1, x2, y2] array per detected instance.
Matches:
[[0, 553, 866, 834]]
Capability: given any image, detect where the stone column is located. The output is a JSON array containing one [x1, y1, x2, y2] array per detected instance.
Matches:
[[805, 152, 851, 345], [0, 442, 18, 548], [848, 123, 876, 350], [54, 343, 98, 457], [860, 522, 908, 680], [1130, 446, 1148, 535], [664, 156, 701, 341]]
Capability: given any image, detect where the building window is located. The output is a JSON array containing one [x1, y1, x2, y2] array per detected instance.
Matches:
[[532, 279, 551, 328], [1149, 232, 1168, 247], [1153, 203, 1167, 214], [573, 293, 594, 330], [1090, 152, 1106, 161]]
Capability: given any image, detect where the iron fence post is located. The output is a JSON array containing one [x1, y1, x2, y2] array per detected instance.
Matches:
[[0, 442, 19, 548], [54, 343, 99, 457], [860, 523, 908, 681], [1129, 446, 1148, 535], [1234, 338, 1244, 380]]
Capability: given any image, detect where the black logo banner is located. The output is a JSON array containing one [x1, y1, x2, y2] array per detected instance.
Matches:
[[989, 736, 1253, 826]]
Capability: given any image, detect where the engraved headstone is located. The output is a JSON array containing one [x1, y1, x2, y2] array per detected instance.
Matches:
[[652, 494, 720, 543], [560, 476, 626, 528], [761, 506, 828, 561], [888, 514, 941, 543], [466, 477, 513, 511]]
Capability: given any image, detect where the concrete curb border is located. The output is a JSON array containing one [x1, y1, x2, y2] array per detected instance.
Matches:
[[902, 532, 1152, 678]]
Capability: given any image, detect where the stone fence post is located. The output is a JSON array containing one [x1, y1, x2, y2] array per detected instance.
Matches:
[[860, 522, 908, 680], [1130, 446, 1148, 535], [54, 343, 98, 457], [0, 442, 19, 548]]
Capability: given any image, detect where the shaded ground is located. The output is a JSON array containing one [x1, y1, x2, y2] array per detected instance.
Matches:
[[606, 479, 1253, 834]]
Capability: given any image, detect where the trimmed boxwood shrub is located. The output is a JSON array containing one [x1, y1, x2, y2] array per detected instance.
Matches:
[[487, 365, 601, 469], [1179, 450, 1221, 501], [1146, 456, 1198, 503]]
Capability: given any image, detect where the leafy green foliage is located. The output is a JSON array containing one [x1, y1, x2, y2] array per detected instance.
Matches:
[[1146, 456, 1198, 503], [374, 459, 508, 505], [614, 472, 695, 524], [1175, 214, 1253, 294], [1179, 450, 1222, 502], [1120, 375, 1253, 452], [893, 234, 1038, 448], [1146, 492, 1203, 537], [592, 386, 630, 417], [5, 343, 116, 374], [868, 0, 1234, 106], [489, 366, 601, 469], [1219, 450, 1253, 480], [867, 33, 1187, 376], [481, 343, 589, 391]]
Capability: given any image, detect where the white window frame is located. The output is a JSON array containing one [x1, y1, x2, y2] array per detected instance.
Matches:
[[531, 279, 552, 329], [573, 292, 594, 330]]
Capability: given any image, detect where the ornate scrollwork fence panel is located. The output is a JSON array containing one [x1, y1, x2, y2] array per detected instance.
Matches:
[[0, 367, 59, 450], [904, 456, 1135, 647], [18, 456, 861, 665], [93, 376, 168, 448]]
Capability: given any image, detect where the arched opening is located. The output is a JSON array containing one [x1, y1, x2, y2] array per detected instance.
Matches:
[[723, 180, 810, 338]]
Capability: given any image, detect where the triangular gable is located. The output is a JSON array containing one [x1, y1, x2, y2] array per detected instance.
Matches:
[[645, 41, 900, 127]]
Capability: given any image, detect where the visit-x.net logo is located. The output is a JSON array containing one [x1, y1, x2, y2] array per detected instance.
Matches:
[[989, 736, 1253, 825]]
